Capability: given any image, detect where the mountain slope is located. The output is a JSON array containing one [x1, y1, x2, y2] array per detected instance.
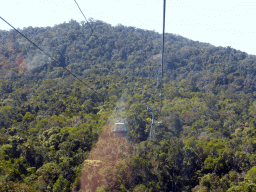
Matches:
[[0, 20, 256, 191]]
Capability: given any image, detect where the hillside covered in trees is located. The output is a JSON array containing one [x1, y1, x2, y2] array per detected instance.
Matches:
[[1, 19, 256, 191]]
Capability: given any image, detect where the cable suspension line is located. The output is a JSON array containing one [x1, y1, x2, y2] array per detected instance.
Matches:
[[73, 0, 107, 54], [0, 16, 96, 93], [148, 0, 166, 140], [160, 0, 166, 111], [74, 0, 123, 77]]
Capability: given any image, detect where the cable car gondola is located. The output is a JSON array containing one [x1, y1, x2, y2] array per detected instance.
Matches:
[[113, 120, 127, 138], [157, 121, 164, 129]]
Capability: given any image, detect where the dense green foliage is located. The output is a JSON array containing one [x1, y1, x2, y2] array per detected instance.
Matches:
[[1, 19, 256, 191]]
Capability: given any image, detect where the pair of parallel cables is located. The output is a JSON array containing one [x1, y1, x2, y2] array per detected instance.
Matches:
[[0, 0, 105, 93], [0, 0, 166, 96]]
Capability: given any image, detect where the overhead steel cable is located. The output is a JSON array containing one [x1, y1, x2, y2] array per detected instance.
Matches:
[[0, 16, 96, 93], [160, 0, 166, 111], [73, 0, 123, 78], [73, 0, 107, 54]]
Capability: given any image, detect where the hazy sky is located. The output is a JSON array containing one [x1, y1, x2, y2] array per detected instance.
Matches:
[[1, 0, 256, 55]]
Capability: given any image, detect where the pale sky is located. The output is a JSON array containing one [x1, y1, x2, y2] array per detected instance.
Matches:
[[0, 0, 256, 55]]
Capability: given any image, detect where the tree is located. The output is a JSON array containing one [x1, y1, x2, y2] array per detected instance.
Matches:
[[126, 103, 149, 143], [245, 166, 256, 183], [53, 175, 70, 192]]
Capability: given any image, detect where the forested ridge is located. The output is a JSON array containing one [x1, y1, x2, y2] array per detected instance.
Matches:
[[1, 19, 256, 191]]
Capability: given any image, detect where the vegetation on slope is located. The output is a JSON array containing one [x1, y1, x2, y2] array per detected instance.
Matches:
[[0, 19, 256, 191]]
